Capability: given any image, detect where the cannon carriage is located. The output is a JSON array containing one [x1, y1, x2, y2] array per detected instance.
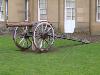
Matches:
[[6, 21, 55, 52]]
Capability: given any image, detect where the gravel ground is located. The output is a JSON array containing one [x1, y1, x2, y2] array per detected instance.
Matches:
[[57, 33, 100, 43]]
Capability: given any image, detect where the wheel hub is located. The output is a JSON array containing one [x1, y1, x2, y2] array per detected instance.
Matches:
[[40, 33, 48, 40]]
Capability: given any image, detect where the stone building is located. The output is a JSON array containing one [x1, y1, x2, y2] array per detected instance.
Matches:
[[0, 0, 100, 35]]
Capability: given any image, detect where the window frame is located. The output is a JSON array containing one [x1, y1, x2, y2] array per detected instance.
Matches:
[[25, 0, 29, 21], [0, 0, 4, 21], [65, 0, 75, 20], [96, 0, 100, 22], [5, 0, 8, 20], [38, 0, 47, 21]]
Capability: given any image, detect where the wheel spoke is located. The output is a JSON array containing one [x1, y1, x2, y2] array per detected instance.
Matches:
[[38, 39, 42, 44], [14, 27, 18, 38], [19, 38, 24, 44], [44, 24, 47, 31], [26, 39, 29, 47], [44, 39, 49, 46], [42, 40, 46, 48], [42, 24, 44, 33], [40, 39, 43, 48], [33, 22, 55, 51], [36, 26, 41, 35], [35, 33, 41, 39], [22, 39, 26, 46], [47, 27, 52, 33], [13, 26, 32, 50]]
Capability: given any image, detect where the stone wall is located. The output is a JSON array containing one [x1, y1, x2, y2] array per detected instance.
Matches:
[[76, 0, 90, 34], [0, 22, 12, 35]]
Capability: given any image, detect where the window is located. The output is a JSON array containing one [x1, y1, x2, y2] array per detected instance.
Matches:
[[38, 0, 47, 21], [0, 0, 8, 21], [6, 0, 8, 20], [0, 0, 4, 21], [25, 0, 29, 21], [66, 0, 75, 20], [96, 0, 100, 21]]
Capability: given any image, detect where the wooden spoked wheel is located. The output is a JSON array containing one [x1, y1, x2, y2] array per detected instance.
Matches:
[[13, 26, 32, 50], [33, 22, 55, 52]]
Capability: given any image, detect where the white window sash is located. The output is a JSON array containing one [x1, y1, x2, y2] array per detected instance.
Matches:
[[96, 0, 100, 22], [6, 0, 8, 20], [25, 0, 29, 21], [0, 0, 4, 21], [38, 0, 47, 21]]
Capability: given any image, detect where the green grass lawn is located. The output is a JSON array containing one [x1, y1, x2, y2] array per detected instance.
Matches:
[[0, 35, 100, 75]]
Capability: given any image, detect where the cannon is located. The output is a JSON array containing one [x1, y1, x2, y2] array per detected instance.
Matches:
[[6, 21, 55, 52]]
